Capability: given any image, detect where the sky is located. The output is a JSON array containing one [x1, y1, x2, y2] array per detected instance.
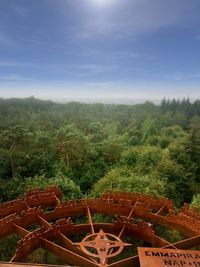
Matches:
[[0, 0, 200, 103]]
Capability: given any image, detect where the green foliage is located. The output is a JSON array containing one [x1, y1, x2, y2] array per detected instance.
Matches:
[[92, 167, 167, 197], [0, 173, 82, 203], [141, 116, 158, 144], [120, 145, 163, 174], [126, 118, 140, 145], [188, 117, 200, 174], [0, 235, 20, 261], [0, 125, 33, 178], [155, 157, 192, 206], [25, 173, 82, 200], [154, 226, 184, 244], [55, 124, 94, 168], [190, 194, 200, 211], [0, 177, 26, 202]]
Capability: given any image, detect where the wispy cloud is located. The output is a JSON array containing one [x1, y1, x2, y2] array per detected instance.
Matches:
[[0, 59, 118, 77], [76, 63, 118, 76], [162, 72, 200, 81], [0, 74, 26, 81]]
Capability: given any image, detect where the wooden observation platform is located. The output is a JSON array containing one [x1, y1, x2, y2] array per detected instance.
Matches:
[[1, 187, 200, 267]]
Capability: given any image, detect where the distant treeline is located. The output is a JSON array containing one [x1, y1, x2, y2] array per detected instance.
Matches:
[[161, 98, 200, 116]]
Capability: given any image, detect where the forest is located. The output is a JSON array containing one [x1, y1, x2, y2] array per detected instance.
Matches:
[[1, 97, 200, 262], [0, 97, 200, 208]]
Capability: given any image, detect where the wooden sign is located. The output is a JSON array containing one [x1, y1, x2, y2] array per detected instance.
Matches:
[[138, 247, 200, 267]]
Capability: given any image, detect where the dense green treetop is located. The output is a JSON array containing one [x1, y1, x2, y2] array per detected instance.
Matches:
[[0, 97, 200, 207]]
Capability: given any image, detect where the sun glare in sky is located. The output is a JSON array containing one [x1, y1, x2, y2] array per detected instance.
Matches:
[[90, 0, 114, 7]]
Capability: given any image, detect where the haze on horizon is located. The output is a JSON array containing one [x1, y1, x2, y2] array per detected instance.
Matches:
[[0, 0, 200, 103]]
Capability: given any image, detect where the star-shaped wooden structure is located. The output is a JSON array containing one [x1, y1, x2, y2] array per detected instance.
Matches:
[[77, 229, 132, 265]]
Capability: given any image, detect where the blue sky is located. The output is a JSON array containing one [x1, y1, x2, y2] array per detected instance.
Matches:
[[0, 0, 200, 103]]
